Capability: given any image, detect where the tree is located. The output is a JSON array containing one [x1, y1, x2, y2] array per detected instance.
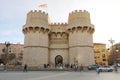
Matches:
[[8, 53, 16, 61], [0, 54, 6, 64], [0, 59, 4, 64]]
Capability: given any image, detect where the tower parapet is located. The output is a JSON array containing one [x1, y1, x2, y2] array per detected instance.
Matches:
[[22, 10, 50, 35], [68, 10, 94, 29], [67, 10, 95, 34], [50, 22, 68, 33], [23, 10, 50, 30]]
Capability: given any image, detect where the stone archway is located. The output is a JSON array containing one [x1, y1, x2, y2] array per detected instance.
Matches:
[[55, 55, 63, 66]]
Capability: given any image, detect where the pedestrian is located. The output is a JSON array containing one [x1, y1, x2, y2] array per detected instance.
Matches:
[[23, 64, 28, 72], [80, 64, 83, 72], [74, 64, 78, 72], [3, 64, 7, 72], [114, 66, 117, 72], [97, 68, 100, 74]]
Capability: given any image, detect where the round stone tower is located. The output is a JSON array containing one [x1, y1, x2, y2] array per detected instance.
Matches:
[[67, 10, 95, 66], [22, 10, 50, 67]]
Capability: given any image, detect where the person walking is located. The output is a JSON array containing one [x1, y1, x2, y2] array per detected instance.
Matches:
[[80, 64, 84, 72], [97, 68, 100, 74], [3, 64, 7, 72], [23, 64, 28, 72], [114, 65, 118, 72]]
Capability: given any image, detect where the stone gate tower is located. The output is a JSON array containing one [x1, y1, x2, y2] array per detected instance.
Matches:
[[68, 10, 95, 66], [22, 10, 95, 67], [22, 10, 50, 66]]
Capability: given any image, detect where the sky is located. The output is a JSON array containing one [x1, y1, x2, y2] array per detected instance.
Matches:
[[0, 0, 120, 47]]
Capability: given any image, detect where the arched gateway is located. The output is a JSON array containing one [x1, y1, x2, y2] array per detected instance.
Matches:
[[55, 55, 63, 66]]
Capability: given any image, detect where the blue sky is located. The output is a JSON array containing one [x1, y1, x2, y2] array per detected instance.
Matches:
[[0, 0, 120, 46]]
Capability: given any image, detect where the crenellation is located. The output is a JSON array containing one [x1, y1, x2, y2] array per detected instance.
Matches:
[[69, 10, 89, 15], [34, 10, 37, 12], [83, 10, 88, 13], [58, 23, 60, 25], [79, 10, 82, 12], [50, 22, 68, 26], [30, 10, 33, 12], [68, 10, 91, 28], [61, 23, 64, 25], [75, 10, 78, 12], [29, 10, 48, 15], [25, 10, 50, 30]]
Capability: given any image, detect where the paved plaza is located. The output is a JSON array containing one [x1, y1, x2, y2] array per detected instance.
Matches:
[[0, 70, 120, 80]]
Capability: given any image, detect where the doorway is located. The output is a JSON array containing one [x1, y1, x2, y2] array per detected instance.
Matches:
[[55, 55, 63, 66]]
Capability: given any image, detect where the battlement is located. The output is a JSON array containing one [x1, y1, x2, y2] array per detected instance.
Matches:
[[28, 10, 48, 15], [69, 10, 89, 15], [50, 22, 68, 26], [69, 10, 90, 19], [25, 10, 49, 29], [27, 10, 48, 22], [23, 9, 94, 34], [68, 10, 91, 28]]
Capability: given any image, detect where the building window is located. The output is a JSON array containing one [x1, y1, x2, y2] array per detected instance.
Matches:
[[102, 54, 106, 57], [102, 49, 105, 52], [12, 48, 16, 53], [102, 63, 106, 65], [103, 59, 106, 61]]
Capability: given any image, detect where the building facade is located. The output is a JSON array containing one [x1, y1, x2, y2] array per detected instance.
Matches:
[[22, 10, 95, 67], [0, 43, 23, 64], [93, 43, 108, 66], [109, 43, 120, 65]]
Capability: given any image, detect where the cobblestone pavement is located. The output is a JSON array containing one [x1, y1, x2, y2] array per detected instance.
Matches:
[[0, 70, 120, 80]]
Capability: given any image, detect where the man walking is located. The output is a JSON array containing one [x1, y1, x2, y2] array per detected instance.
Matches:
[[97, 68, 100, 74], [23, 64, 28, 72]]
